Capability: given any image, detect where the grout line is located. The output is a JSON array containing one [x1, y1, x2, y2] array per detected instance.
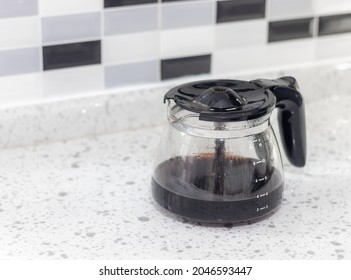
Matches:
[[311, 0, 319, 61], [157, 0, 162, 82], [103, 2, 158, 13], [41, 37, 103, 47], [312, 15, 319, 61], [313, 16, 319, 38], [0, 43, 42, 52], [265, 0, 270, 44], [265, 0, 270, 19], [36, 1, 44, 96], [104, 57, 160, 67], [211, 0, 217, 75], [37, 12, 43, 72], [100, 0, 105, 90]]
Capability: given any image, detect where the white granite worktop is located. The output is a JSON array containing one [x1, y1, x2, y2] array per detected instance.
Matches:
[[0, 61, 350, 260], [0, 93, 350, 260]]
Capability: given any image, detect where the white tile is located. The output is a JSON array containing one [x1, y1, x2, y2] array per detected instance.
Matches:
[[43, 65, 103, 96], [213, 40, 315, 75], [160, 26, 214, 59], [264, 40, 315, 66], [268, 0, 314, 20], [0, 73, 43, 106], [39, 0, 101, 16], [103, 31, 159, 65], [215, 20, 266, 50], [314, 0, 351, 15], [213, 46, 266, 74], [0, 17, 40, 50], [316, 33, 351, 60]]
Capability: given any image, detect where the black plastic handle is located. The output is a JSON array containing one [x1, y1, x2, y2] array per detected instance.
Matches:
[[252, 77, 306, 167]]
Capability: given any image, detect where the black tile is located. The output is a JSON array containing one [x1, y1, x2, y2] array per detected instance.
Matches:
[[104, 0, 156, 8], [268, 18, 314, 43], [43, 41, 101, 71], [217, 0, 266, 23], [161, 54, 211, 80], [318, 13, 351, 36]]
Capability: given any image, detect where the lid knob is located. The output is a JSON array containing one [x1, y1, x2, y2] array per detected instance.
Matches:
[[192, 86, 247, 111]]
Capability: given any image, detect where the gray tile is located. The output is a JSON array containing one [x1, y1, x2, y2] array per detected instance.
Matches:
[[42, 13, 101, 44], [0, 48, 40, 76], [162, 1, 214, 29], [161, 54, 211, 80], [0, 0, 38, 18], [104, 5, 157, 35], [217, 0, 265, 23], [105, 61, 158, 88], [319, 13, 351, 36], [268, 18, 314, 42], [43, 41, 101, 70], [104, 0, 157, 7]]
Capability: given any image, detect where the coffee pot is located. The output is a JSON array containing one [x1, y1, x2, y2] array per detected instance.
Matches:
[[152, 77, 306, 224]]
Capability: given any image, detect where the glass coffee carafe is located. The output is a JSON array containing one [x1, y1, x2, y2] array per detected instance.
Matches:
[[152, 77, 306, 224]]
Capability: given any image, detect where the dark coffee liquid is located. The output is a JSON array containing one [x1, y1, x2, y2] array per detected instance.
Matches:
[[152, 154, 283, 223]]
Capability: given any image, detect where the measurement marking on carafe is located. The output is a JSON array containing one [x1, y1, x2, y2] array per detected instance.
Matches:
[[248, 138, 263, 149], [255, 176, 267, 183], [253, 159, 266, 165], [256, 205, 269, 212], [256, 192, 269, 199]]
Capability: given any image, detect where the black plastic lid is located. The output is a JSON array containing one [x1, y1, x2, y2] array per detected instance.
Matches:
[[164, 79, 276, 122]]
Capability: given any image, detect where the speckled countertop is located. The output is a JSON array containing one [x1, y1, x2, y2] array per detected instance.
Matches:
[[0, 92, 350, 260]]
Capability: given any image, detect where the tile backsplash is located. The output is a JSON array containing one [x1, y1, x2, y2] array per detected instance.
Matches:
[[1, 0, 351, 104]]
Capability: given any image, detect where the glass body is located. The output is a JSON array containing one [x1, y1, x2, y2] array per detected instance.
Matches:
[[152, 101, 284, 223]]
